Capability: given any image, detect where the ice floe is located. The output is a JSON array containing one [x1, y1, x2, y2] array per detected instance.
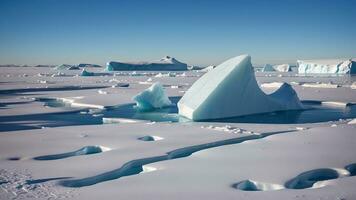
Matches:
[[133, 82, 172, 111]]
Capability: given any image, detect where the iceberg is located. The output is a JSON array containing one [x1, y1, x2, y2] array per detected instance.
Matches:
[[262, 64, 291, 72], [78, 63, 102, 68], [178, 55, 303, 121], [133, 82, 172, 111], [54, 64, 78, 70], [80, 68, 95, 76], [106, 56, 188, 71], [297, 59, 356, 74]]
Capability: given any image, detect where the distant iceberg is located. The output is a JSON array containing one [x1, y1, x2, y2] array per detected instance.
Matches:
[[133, 82, 172, 111], [106, 56, 188, 71], [178, 55, 303, 121], [54, 64, 79, 70], [297, 59, 356, 74], [262, 64, 291, 72], [78, 63, 102, 68], [81, 68, 95, 76]]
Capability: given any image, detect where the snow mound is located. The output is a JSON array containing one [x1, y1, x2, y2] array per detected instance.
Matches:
[[133, 82, 172, 111], [232, 180, 284, 191], [106, 56, 188, 71], [262, 64, 291, 72], [178, 55, 303, 121], [137, 135, 164, 141], [297, 58, 356, 74]]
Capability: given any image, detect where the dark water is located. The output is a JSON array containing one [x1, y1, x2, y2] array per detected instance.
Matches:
[[41, 98, 356, 124], [1, 98, 355, 132]]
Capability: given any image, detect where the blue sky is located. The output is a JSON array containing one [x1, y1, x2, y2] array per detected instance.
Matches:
[[0, 0, 355, 66]]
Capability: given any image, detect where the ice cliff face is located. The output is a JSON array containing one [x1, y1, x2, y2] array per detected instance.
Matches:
[[106, 56, 188, 71], [297, 59, 356, 74], [178, 55, 303, 121]]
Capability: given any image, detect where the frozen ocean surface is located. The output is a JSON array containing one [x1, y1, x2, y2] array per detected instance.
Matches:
[[0, 64, 356, 200]]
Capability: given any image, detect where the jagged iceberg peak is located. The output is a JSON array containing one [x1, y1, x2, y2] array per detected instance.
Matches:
[[158, 56, 182, 64], [178, 54, 303, 121]]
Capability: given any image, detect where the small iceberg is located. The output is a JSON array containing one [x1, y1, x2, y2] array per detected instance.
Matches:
[[81, 68, 95, 76], [133, 82, 172, 111], [54, 64, 78, 70], [262, 64, 291, 72], [178, 55, 303, 121], [78, 63, 102, 68]]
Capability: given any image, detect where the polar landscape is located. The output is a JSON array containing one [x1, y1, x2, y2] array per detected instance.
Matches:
[[1, 54, 356, 200], [1, 0, 356, 199]]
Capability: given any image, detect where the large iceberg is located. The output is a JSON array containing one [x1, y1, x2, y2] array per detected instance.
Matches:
[[297, 59, 356, 74], [133, 82, 172, 111], [106, 56, 188, 71], [262, 64, 291, 72], [178, 55, 303, 121]]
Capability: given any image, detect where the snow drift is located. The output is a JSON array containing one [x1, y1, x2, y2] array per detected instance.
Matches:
[[178, 55, 303, 121], [106, 56, 188, 71], [297, 59, 356, 74], [133, 82, 172, 111]]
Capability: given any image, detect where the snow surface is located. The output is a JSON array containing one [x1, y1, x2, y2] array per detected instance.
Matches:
[[178, 55, 303, 120], [0, 64, 356, 200], [297, 59, 356, 74], [106, 56, 188, 71]]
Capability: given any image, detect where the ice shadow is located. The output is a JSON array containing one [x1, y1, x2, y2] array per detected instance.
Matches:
[[0, 110, 102, 132], [285, 168, 340, 189], [34, 146, 105, 160]]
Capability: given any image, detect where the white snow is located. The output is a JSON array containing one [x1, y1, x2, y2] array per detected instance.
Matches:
[[297, 58, 356, 74], [133, 82, 172, 111], [260, 82, 284, 88], [178, 55, 303, 120], [301, 82, 340, 88], [351, 82, 356, 89]]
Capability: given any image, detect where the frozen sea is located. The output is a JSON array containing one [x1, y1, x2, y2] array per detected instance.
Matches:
[[0, 66, 356, 200]]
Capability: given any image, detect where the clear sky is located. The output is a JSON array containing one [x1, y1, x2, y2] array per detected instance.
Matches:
[[0, 0, 355, 66]]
